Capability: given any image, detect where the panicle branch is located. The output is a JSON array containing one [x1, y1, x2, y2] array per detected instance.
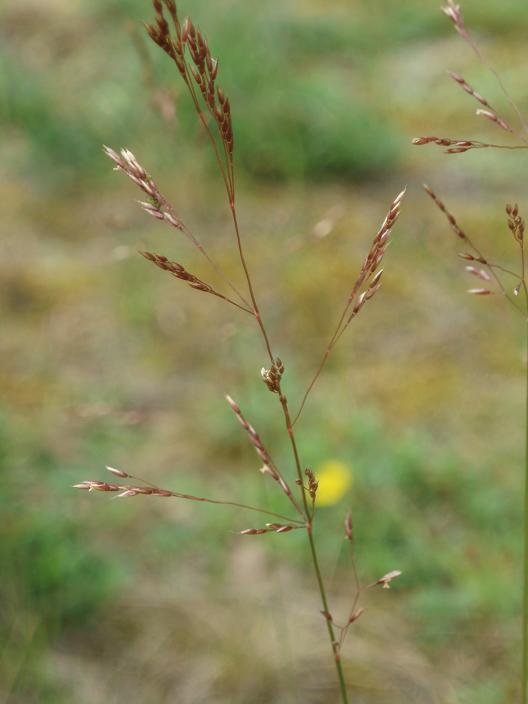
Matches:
[[144, 0, 272, 346], [225, 395, 278, 473], [144, 1, 278, 364], [146, 2, 282, 371], [423, 184, 470, 241], [140, 251, 252, 313], [476, 109, 512, 134], [439, 1, 528, 139], [145, 0, 234, 200], [74, 479, 174, 498], [448, 71, 494, 113], [225, 395, 305, 518], [104, 146, 173, 215], [424, 185, 526, 312], [293, 188, 406, 424], [103, 145, 250, 309], [336, 506, 401, 650], [74, 468, 303, 524], [414, 2, 528, 154], [141, 251, 216, 293], [412, 136, 527, 153], [332, 187, 405, 340], [442, 0, 468, 40], [238, 523, 304, 536]]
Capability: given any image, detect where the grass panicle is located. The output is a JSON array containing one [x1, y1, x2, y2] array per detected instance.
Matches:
[[419, 3, 528, 701], [77, 2, 406, 701]]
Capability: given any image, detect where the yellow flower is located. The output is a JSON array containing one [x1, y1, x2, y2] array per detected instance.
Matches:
[[315, 459, 353, 506]]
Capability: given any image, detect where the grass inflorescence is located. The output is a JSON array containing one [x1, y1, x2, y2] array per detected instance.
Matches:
[[75, 1, 406, 700], [416, 2, 528, 701]]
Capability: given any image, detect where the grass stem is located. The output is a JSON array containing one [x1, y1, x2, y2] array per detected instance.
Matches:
[[523, 320, 528, 703], [279, 392, 349, 703]]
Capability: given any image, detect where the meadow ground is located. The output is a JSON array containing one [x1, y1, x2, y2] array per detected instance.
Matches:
[[2, 1, 528, 702]]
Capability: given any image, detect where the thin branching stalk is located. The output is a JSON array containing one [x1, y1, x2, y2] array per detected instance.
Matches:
[[293, 189, 404, 425], [423, 186, 525, 315], [442, 0, 528, 138], [524, 326, 528, 704], [77, 2, 404, 701], [277, 387, 350, 699], [418, 3, 528, 698], [75, 475, 303, 525]]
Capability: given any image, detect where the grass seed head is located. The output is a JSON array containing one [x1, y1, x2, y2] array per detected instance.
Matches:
[[375, 570, 402, 589], [467, 288, 493, 296], [305, 468, 318, 501], [261, 358, 284, 393], [506, 203, 525, 242], [465, 266, 491, 281]]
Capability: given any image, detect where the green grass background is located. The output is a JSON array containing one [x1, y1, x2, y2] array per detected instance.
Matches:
[[1, 0, 528, 702]]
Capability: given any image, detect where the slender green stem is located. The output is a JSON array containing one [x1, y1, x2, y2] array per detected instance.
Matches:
[[229, 199, 350, 698], [194, 62, 349, 697], [523, 320, 528, 704], [279, 392, 349, 704], [171, 495, 303, 524], [226, 195, 349, 699], [292, 275, 364, 426], [489, 263, 523, 280], [225, 173, 348, 700], [229, 203, 274, 363], [306, 527, 350, 704], [130, 483, 304, 524]]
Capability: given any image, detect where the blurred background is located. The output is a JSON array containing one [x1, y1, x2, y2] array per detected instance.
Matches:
[[2, 0, 528, 702]]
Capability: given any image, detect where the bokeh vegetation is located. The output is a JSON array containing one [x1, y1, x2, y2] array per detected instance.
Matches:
[[2, 0, 528, 702]]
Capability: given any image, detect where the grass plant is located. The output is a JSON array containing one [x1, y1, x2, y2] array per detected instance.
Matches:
[[74, 1, 405, 700], [415, 2, 528, 700]]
